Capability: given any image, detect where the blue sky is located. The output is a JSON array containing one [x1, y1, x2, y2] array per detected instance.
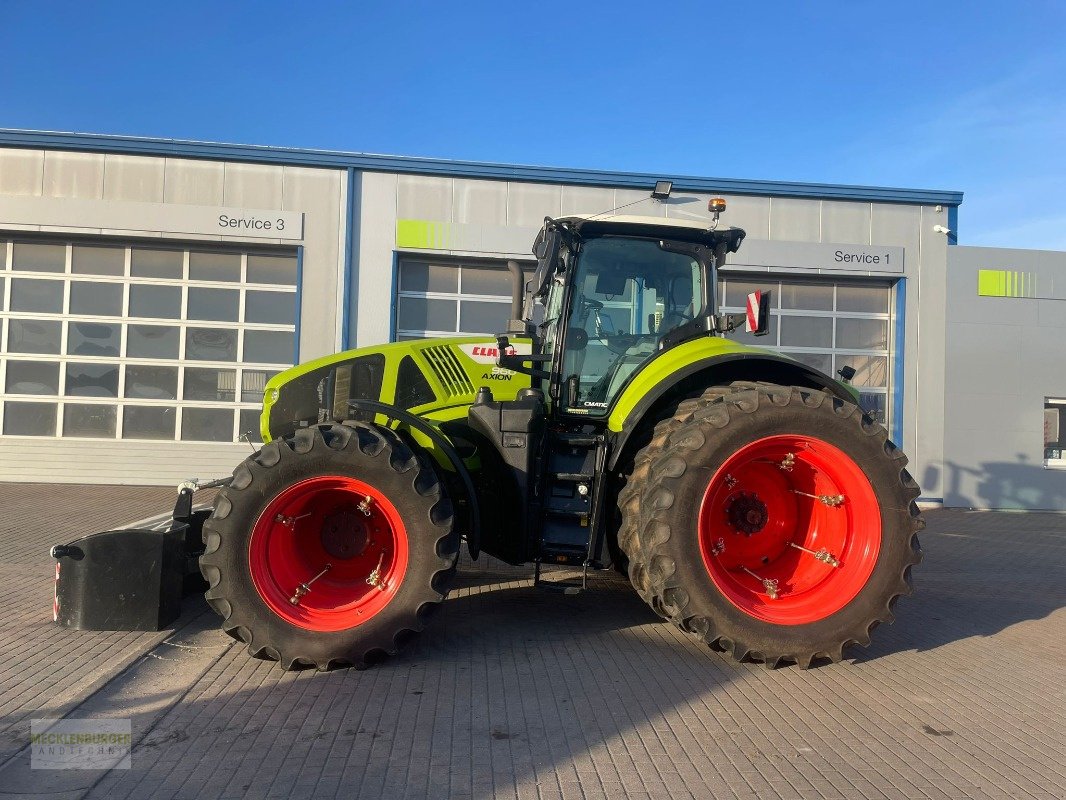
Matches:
[[2, 1, 1064, 248]]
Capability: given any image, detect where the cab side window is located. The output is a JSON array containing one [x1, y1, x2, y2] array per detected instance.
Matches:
[[395, 355, 436, 409]]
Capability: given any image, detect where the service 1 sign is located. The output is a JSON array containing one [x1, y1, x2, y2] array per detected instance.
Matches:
[[729, 240, 905, 274]]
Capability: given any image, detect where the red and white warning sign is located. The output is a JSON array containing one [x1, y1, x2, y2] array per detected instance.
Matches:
[[745, 290, 763, 333], [53, 562, 61, 622]]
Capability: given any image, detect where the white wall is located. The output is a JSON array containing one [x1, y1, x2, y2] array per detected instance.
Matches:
[[0, 147, 348, 484], [0, 146, 954, 492]]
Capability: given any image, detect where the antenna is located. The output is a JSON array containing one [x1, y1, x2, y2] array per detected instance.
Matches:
[[585, 180, 673, 221]]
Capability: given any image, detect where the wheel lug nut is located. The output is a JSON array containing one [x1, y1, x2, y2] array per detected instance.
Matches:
[[788, 542, 841, 567], [740, 566, 779, 599]]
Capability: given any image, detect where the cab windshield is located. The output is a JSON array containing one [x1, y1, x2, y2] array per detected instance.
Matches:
[[555, 237, 704, 413]]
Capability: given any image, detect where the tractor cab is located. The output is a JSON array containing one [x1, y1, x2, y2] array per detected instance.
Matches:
[[475, 212, 759, 580], [529, 214, 748, 416]]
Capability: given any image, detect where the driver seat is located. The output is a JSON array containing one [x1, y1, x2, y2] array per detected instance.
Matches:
[[657, 275, 695, 337]]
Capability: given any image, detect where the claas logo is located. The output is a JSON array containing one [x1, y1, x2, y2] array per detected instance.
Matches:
[[458, 342, 531, 365], [469, 345, 516, 358]]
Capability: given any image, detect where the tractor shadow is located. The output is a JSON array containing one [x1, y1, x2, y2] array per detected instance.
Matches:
[[931, 458, 1066, 511], [5, 577, 753, 799], [439, 552, 666, 655], [455, 505, 1066, 670], [850, 508, 1066, 664], [6, 511, 1064, 799]]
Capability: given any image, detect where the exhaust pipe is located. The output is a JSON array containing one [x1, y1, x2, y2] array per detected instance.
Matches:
[[506, 260, 526, 332]]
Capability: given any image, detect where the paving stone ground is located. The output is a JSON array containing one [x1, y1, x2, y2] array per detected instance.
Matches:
[[0, 483, 1063, 799]]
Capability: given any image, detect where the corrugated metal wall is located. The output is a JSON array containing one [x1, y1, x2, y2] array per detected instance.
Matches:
[[0, 148, 348, 485], [354, 173, 948, 499], [943, 245, 1066, 510], [0, 145, 954, 495]]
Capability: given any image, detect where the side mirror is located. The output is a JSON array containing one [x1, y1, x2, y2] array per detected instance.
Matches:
[[530, 223, 562, 299], [745, 290, 771, 336]]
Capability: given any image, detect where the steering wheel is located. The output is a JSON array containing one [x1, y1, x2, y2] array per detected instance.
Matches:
[[658, 307, 695, 333], [579, 297, 604, 313]]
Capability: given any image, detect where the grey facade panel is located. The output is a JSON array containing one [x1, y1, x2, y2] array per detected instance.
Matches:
[[560, 185, 614, 218], [0, 148, 45, 196], [506, 182, 562, 227], [162, 157, 226, 205], [821, 201, 872, 245], [223, 162, 284, 209], [910, 206, 950, 500], [454, 179, 508, 225], [0, 129, 965, 205], [6, 136, 1022, 501], [770, 197, 820, 242], [102, 154, 165, 203], [43, 150, 105, 199], [872, 203, 922, 260], [943, 246, 1066, 510], [353, 170, 398, 349], [397, 174, 451, 222], [0, 438, 250, 485]]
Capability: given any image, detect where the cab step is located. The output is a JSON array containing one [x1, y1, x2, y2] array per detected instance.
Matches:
[[533, 558, 588, 595]]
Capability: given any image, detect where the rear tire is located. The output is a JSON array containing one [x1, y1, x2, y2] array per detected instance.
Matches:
[[199, 422, 458, 670], [617, 383, 923, 667]]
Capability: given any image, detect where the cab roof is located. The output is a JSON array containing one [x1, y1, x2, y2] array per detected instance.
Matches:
[[556, 214, 746, 252]]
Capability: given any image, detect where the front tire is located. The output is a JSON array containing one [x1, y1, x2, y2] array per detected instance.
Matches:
[[199, 422, 458, 670], [617, 384, 923, 667]]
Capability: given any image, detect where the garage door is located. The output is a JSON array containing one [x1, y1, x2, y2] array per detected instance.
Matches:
[[394, 257, 528, 341], [394, 258, 896, 428], [0, 237, 298, 445], [718, 275, 895, 426]]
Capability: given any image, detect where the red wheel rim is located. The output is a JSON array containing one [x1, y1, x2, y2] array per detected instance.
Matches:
[[248, 476, 408, 632], [698, 435, 880, 625]]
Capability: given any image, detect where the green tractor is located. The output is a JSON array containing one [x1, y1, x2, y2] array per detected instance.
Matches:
[[198, 206, 923, 670]]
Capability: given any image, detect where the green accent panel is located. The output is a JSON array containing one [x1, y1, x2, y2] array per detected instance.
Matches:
[[978, 268, 1035, 298], [396, 219, 453, 250], [978, 269, 1007, 297]]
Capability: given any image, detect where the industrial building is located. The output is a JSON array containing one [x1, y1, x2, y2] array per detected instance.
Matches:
[[0, 130, 1062, 510]]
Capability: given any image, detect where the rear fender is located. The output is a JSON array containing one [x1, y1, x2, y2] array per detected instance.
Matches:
[[606, 350, 856, 471]]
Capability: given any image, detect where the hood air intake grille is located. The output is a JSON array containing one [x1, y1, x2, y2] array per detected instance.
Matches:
[[422, 345, 475, 398]]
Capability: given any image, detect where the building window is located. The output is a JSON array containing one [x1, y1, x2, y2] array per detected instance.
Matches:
[[395, 258, 528, 340], [1045, 399, 1066, 469], [718, 276, 894, 426], [0, 238, 297, 442]]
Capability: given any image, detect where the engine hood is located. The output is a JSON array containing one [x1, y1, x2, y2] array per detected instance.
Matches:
[[259, 336, 534, 442]]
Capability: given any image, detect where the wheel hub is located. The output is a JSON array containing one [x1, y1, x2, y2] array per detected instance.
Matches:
[[319, 508, 370, 560], [698, 435, 882, 625], [248, 476, 409, 632], [725, 492, 768, 535]]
